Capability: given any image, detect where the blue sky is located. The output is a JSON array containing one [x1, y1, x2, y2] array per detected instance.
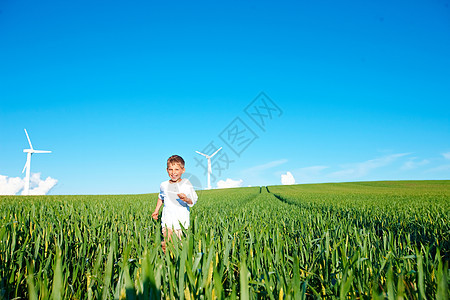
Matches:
[[1, 0, 449, 195]]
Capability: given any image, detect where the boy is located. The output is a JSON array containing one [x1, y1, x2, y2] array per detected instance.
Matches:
[[152, 155, 197, 251]]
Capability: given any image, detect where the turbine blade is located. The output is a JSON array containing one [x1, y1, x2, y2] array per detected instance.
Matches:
[[33, 150, 52, 153], [210, 147, 222, 158], [24, 129, 33, 150], [22, 156, 30, 173], [196, 151, 208, 157]]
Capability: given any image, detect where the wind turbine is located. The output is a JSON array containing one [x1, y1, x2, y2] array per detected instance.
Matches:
[[22, 129, 52, 195], [196, 147, 222, 190]]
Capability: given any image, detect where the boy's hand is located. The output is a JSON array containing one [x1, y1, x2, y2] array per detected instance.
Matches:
[[177, 193, 193, 205], [151, 211, 159, 220]]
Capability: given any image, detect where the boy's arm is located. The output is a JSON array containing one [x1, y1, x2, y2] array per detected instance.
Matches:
[[152, 198, 163, 220], [178, 180, 198, 207], [177, 193, 193, 205]]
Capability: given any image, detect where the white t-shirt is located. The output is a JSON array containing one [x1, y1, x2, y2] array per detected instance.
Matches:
[[159, 178, 198, 229]]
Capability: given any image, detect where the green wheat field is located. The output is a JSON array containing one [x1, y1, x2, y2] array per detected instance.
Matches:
[[1, 180, 449, 299]]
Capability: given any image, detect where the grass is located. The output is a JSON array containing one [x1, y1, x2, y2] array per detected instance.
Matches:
[[0, 180, 448, 299]]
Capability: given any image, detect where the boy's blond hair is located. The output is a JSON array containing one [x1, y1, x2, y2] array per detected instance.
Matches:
[[167, 155, 185, 168]]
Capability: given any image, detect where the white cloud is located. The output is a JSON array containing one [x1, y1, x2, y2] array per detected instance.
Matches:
[[401, 158, 430, 170], [296, 165, 328, 177], [0, 175, 24, 195], [423, 152, 450, 175], [299, 166, 329, 173], [25, 173, 58, 195], [216, 178, 243, 189], [243, 159, 288, 174], [288, 166, 328, 184], [0, 173, 57, 195], [281, 171, 295, 185], [425, 164, 450, 173], [328, 153, 409, 180]]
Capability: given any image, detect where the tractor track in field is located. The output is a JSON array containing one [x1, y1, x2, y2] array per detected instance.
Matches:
[[264, 185, 296, 207]]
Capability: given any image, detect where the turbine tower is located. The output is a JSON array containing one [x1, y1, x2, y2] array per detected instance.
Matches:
[[22, 129, 52, 195], [195, 147, 222, 190]]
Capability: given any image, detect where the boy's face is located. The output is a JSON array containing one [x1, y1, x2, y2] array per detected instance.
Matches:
[[167, 163, 185, 182]]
